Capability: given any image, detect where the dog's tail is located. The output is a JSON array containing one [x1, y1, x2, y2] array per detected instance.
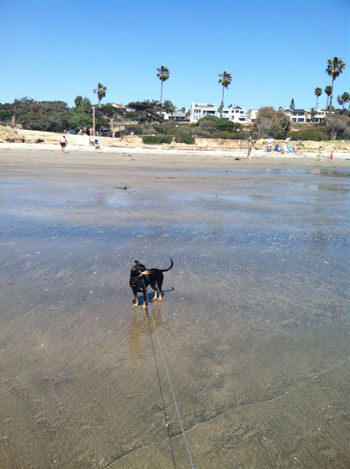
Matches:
[[160, 258, 174, 272]]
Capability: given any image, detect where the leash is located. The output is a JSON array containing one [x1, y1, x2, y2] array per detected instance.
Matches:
[[142, 278, 194, 469]]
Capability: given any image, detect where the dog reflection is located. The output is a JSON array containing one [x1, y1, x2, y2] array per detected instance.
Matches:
[[129, 303, 166, 359]]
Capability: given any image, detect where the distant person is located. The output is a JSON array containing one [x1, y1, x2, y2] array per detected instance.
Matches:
[[317, 146, 323, 161], [247, 139, 252, 159], [330, 151, 334, 161], [60, 136, 68, 153], [268, 136, 274, 152]]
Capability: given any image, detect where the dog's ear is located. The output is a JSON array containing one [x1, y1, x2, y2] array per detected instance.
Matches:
[[134, 260, 139, 265]]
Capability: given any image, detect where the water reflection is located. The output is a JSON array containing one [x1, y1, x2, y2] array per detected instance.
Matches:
[[129, 303, 168, 359]]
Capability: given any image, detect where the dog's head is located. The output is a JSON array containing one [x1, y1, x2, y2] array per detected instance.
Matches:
[[130, 260, 147, 277]]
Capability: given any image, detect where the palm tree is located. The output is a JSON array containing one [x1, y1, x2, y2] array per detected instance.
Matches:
[[218, 71, 232, 118], [343, 92, 350, 113], [74, 96, 83, 108], [326, 57, 346, 113], [324, 85, 332, 110], [157, 66, 170, 104], [337, 92, 350, 114], [93, 83, 107, 106], [314, 87, 322, 110], [309, 107, 316, 122]]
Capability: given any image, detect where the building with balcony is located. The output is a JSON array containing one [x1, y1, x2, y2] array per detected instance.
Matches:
[[189, 102, 247, 123], [283, 108, 326, 123]]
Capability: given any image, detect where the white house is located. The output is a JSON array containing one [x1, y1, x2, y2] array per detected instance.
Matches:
[[163, 111, 188, 121], [283, 108, 326, 123], [312, 109, 326, 123], [283, 108, 307, 123], [189, 103, 217, 123], [246, 109, 258, 123], [190, 102, 247, 123]]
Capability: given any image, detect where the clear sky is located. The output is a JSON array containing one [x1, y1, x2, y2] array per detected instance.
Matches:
[[1, 0, 349, 111]]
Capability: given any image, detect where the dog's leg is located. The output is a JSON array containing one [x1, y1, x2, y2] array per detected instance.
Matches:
[[133, 290, 139, 308], [158, 275, 164, 302], [142, 286, 147, 310], [150, 282, 159, 302]]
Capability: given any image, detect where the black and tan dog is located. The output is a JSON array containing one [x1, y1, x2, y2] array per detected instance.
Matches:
[[129, 258, 174, 309]]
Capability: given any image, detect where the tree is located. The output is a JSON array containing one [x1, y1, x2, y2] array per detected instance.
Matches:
[[276, 109, 291, 132], [163, 99, 176, 112], [10, 97, 39, 118], [99, 104, 123, 137], [326, 57, 346, 112], [68, 111, 93, 131], [69, 98, 93, 131], [314, 87, 322, 109], [18, 112, 48, 130], [218, 71, 232, 118], [324, 85, 332, 110], [337, 92, 350, 114], [0, 110, 12, 122], [79, 97, 93, 113], [157, 66, 170, 104], [325, 114, 349, 140], [74, 96, 83, 108], [127, 100, 172, 124], [290, 98, 295, 110], [255, 107, 276, 134], [254, 106, 290, 138], [269, 122, 285, 139], [93, 83, 107, 106], [308, 107, 316, 123]]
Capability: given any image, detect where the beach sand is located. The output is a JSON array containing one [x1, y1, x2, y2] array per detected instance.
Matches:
[[1, 145, 350, 468]]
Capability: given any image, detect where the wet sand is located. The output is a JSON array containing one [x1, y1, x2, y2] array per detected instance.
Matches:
[[1, 147, 350, 468]]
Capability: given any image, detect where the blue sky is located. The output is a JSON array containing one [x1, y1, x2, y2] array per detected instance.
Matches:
[[1, 0, 349, 111]]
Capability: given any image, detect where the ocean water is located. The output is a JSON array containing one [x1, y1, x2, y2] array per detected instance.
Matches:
[[1, 167, 349, 468]]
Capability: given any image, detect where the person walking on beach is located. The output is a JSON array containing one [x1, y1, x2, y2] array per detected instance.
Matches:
[[330, 151, 334, 161], [247, 139, 252, 159], [317, 146, 323, 161], [60, 136, 68, 153]]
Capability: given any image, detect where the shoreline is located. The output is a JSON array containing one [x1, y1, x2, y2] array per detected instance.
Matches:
[[1, 142, 349, 171]]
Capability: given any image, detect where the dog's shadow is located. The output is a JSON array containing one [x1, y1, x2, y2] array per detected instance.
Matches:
[[128, 302, 171, 359]]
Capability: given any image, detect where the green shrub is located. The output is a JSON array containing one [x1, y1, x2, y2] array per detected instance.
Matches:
[[287, 130, 328, 141], [153, 124, 169, 134], [166, 127, 178, 136], [142, 135, 173, 144], [286, 131, 300, 140], [0, 110, 11, 122], [268, 122, 285, 139], [197, 115, 242, 131], [174, 133, 195, 144], [210, 131, 246, 139], [125, 124, 143, 135]]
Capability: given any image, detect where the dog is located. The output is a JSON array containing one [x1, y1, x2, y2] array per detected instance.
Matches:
[[129, 258, 174, 309]]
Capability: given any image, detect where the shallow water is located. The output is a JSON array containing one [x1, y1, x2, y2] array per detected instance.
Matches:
[[1, 167, 350, 468]]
